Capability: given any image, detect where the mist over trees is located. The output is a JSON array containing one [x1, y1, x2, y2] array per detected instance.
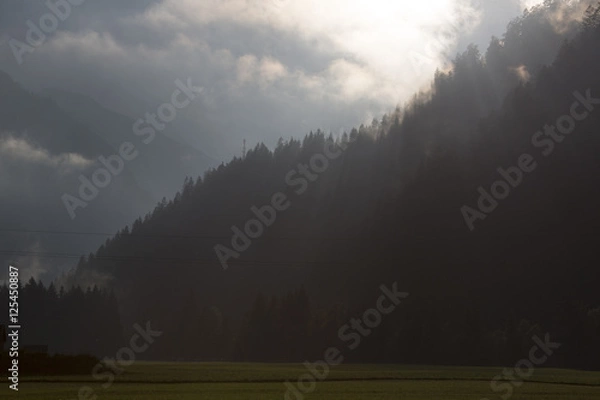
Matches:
[[4, 0, 600, 369]]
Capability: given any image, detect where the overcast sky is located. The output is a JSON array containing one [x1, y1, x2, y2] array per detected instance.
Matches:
[[0, 0, 553, 283], [0, 0, 543, 161]]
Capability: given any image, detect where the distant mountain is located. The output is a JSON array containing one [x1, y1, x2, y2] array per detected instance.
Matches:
[[0, 70, 156, 281], [44, 88, 217, 200]]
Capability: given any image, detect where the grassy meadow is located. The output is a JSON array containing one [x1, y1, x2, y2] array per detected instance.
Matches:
[[6, 363, 600, 399]]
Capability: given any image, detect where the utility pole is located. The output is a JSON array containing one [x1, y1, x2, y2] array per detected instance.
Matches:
[[243, 139, 246, 159]]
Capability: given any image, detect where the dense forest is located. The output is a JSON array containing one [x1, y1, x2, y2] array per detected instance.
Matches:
[[11, 1, 600, 369], [0, 279, 122, 357]]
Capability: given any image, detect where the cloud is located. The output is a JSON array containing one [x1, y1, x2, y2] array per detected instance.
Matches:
[[0, 135, 93, 173], [520, 0, 545, 9], [321, 60, 379, 102], [41, 0, 477, 105], [134, 0, 482, 102], [236, 55, 288, 88], [0, 0, 530, 161], [547, 0, 591, 33], [510, 64, 531, 82], [49, 31, 127, 59], [16, 242, 47, 284], [236, 54, 259, 84]]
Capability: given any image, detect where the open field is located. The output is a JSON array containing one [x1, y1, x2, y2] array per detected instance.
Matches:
[[7, 363, 600, 399]]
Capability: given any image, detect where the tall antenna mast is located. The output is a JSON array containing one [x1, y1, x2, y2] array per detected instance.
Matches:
[[243, 139, 247, 159]]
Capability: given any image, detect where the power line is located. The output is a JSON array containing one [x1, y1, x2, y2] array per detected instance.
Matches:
[[0, 228, 366, 241], [1, 227, 593, 240], [0, 250, 365, 266]]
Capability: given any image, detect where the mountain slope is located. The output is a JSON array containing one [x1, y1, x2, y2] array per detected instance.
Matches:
[[70, 1, 600, 367]]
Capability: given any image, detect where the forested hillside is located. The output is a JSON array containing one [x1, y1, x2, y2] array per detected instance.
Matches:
[[65, 1, 600, 368]]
